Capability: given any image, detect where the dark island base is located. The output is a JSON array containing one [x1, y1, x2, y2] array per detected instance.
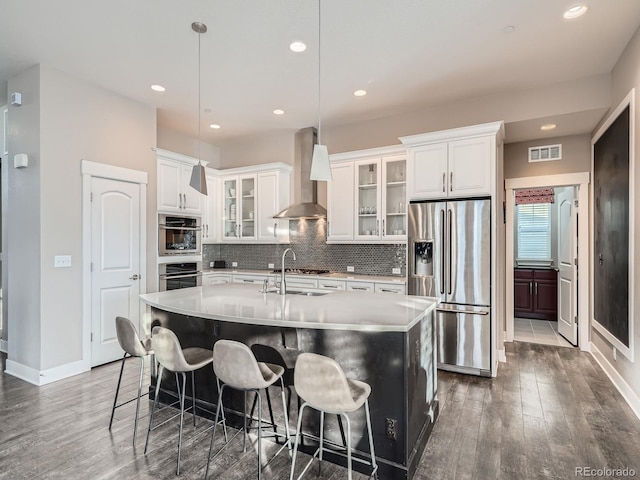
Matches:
[[149, 308, 438, 480]]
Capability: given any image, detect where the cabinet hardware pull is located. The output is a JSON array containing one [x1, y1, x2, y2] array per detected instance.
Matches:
[[450, 172, 453, 191], [380, 288, 397, 293], [129, 274, 139, 280], [535, 282, 538, 296], [322, 285, 338, 289], [442, 172, 446, 192], [274, 222, 277, 238], [529, 281, 532, 296], [351, 286, 368, 291], [382, 219, 385, 236], [376, 219, 380, 236]]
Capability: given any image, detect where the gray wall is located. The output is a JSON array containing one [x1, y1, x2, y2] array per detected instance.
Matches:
[[5, 65, 157, 372], [593, 24, 640, 401], [504, 135, 591, 179]]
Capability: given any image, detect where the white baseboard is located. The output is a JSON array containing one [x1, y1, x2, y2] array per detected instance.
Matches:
[[591, 342, 640, 420], [5, 358, 89, 386], [498, 348, 506, 362], [0, 339, 7, 353]]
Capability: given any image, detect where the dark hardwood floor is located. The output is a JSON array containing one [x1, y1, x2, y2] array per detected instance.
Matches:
[[1, 342, 639, 479]]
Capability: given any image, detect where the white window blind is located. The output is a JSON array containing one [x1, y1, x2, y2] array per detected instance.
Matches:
[[517, 203, 551, 260]]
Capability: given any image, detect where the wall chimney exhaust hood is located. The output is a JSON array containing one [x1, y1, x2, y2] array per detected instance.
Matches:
[[273, 127, 327, 219]]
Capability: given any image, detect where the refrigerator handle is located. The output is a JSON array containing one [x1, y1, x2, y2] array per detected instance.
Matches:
[[440, 208, 445, 294], [448, 208, 453, 295]]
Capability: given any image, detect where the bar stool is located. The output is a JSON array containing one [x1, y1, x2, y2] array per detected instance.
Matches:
[[109, 316, 153, 447], [144, 326, 214, 475], [205, 339, 292, 480], [289, 353, 378, 480]]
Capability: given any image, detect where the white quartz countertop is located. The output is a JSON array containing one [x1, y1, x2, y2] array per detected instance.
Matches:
[[202, 268, 406, 284], [140, 283, 437, 332]]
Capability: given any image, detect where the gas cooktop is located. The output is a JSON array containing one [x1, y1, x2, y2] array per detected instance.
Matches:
[[272, 268, 330, 275]]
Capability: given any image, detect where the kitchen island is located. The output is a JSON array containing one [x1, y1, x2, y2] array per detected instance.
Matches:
[[140, 284, 438, 480]]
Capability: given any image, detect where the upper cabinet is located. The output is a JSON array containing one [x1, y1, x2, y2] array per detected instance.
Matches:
[[327, 147, 406, 243], [157, 152, 205, 214], [220, 166, 291, 244], [202, 174, 220, 244], [401, 123, 502, 201]]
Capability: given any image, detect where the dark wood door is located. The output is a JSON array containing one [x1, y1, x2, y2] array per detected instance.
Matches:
[[514, 278, 533, 315]]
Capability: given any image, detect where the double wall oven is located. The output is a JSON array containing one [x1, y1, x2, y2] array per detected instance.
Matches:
[[158, 214, 203, 291]]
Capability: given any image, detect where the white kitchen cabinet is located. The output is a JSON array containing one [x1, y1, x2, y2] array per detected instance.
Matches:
[[157, 155, 203, 214], [328, 147, 407, 243], [203, 273, 231, 285], [284, 277, 318, 289], [257, 170, 290, 243], [222, 175, 257, 242], [403, 129, 494, 200], [346, 281, 374, 292], [327, 161, 355, 241], [374, 282, 406, 294], [202, 174, 220, 243], [318, 279, 346, 290]]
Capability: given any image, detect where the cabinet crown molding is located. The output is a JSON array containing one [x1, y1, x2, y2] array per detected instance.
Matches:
[[329, 145, 406, 163], [399, 121, 505, 147]]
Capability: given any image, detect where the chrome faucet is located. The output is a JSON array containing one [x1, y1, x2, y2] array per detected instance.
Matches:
[[280, 248, 296, 295]]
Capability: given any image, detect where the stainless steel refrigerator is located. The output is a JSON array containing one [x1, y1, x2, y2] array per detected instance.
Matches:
[[408, 198, 491, 376]]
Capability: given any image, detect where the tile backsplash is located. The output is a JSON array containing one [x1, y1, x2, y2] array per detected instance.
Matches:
[[203, 219, 406, 277]]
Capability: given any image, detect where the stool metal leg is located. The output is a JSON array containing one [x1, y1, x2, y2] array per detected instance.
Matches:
[[279, 378, 292, 456], [243, 390, 248, 452], [132, 356, 144, 447], [364, 399, 379, 479], [176, 371, 187, 475], [217, 378, 228, 442], [318, 411, 324, 475], [109, 352, 128, 430], [289, 402, 308, 480], [205, 384, 226, 480], [257, 390, 263, 480], [144, 364, 164, 454], [191, 371, 197, 426], [342, 413, 353, 480]]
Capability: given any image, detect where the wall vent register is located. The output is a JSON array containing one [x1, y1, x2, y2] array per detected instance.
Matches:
[[528, 144, 562, 162]]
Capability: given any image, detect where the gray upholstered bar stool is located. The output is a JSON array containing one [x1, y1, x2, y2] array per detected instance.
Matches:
[[109, 316, 153, 446], [289, 353, 378, 480], [205, 339, 292, 480], [144, 326, 214, 475]]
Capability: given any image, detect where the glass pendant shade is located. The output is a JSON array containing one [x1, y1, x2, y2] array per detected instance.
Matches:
[[310, 144, 332, 181]]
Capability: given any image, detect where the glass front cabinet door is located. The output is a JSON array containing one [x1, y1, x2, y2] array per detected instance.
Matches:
[[356, 159, 381, 239], [223, 178, 238, 240], [382, 155, 407, 240]]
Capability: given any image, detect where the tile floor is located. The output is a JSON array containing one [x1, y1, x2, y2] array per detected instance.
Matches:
[[514, 317, 575, 348]]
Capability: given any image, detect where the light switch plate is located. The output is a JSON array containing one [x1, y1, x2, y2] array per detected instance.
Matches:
[[392, 268, 401, 275], [54, 255, 72, 268], [232, 262, 238, 267], [346, 266, 355, 272], [209, 261, 214, 268], [268, 263, 275, 269]]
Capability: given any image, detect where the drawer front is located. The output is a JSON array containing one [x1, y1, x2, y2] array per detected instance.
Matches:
[[514, 268, 534, 280], [203, 274, 231, 286], [318, 279, 346, 290], [232, 274, 269, 284], [533, 269, 557, 281], [346, 281, 374, 292], [285, 277, 318, 288], [375, 283, 406, 294]]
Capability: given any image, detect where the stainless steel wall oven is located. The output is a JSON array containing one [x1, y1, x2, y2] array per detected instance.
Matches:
[[158, 214, 201, 256], [159, 261, 203, 291]]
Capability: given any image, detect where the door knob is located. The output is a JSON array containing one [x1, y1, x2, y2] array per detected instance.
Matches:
[[130, 274, 140, 280], [598, 253, 603, 266]]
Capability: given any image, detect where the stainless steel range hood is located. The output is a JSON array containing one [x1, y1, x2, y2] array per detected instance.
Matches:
[[273, 127, 327, 219]]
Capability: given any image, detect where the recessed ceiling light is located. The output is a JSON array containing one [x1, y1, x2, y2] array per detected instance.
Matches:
[[502, 25, 515, 34], [273, 109, 285, 115], [353, 89, 367, 97], [150, 84, 165, 92], [209, 124, 221, 129], [289, 41, 307, 53], [563, 5, 588, 19], [540, 124, 557, 131]]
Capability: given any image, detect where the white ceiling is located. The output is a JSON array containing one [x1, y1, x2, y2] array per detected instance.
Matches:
[[1, 0, 639, 145]]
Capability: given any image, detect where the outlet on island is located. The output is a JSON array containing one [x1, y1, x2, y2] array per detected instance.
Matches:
[[347, 266, 355, 273]]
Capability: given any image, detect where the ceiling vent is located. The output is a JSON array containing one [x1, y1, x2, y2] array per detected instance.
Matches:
[[528, 144, 562, 163]]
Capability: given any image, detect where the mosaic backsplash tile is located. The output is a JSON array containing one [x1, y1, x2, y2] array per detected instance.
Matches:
[[203, 219, 406, 277]]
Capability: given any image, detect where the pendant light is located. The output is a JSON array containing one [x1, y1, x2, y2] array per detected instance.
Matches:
[[309, 0, 332, 181], [189, 21, 208, 195]]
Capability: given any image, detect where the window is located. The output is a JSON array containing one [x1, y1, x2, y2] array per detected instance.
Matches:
[[516, 203, 551, 260]]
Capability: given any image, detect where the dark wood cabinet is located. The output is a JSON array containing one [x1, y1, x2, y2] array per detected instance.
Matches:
[[514, 268, 558, 321]]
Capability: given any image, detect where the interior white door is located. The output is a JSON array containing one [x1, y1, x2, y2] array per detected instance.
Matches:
[[557, 187, 578, 345], [91, 177, 142, 366]]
